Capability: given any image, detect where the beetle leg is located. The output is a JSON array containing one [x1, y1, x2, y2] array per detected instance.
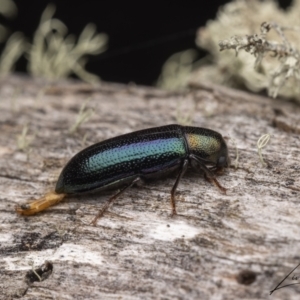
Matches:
[[91, 177, 141, 226], [190, 154, 226, 193], [170, 159, 189, 216], [204, 173, 226, 193], [209, 165, 225, 175]]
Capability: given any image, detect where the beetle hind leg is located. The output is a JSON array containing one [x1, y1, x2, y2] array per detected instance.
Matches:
[[91, 177, 141, 226]]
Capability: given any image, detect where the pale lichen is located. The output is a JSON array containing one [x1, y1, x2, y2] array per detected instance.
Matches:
[[28, 5, 108, 83], [0, 0, 25, 75], [0, 2, 108, 81], [219, 21, 300, 99], [0, 0, 17, 42], [17, 124, 34, 153], [0, 0, 17, 18], [0, 32, 25, 75], [69, 99, 94, 134], [231, 138, 239, 169], [257, 133, 271, 167], [175, 96, 196, 125], [191, 0, 300, 102], [157, 49, 198, 90]]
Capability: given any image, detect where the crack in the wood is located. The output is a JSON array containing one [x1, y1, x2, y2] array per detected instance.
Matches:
[[285, 185, 300, 192], [0, 174, 33, 182], [212, 255, 291, 268]]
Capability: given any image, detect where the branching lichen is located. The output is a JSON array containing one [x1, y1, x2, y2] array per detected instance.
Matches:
[[0, 0, 17, 18], [0, 0, 25, 75], [175, 97, 196, 125], [257, 133, 271, 167], [231, 138, 239, 169], [0, 32, 26, 75], [69, 99, 94, 134], [219, 22, 300, 98], [157, 49, 198, 90], [0, 0, 17, 42], [28, 5, 108, 83], [192, 0, 300, 102], [0, 2, 108, 81], [17, 125, 33, 152]]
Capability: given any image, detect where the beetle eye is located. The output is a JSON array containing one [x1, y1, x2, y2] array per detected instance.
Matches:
[[217, 156, 227, 167]]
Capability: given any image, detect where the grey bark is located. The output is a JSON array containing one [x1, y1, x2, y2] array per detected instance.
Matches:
[[0, 75, 300, 299]]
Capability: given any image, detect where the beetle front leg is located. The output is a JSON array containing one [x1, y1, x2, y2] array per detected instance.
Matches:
[[170, 159, 189, 216], [204, 173, 226, 193], [190, 154, 226, 193]]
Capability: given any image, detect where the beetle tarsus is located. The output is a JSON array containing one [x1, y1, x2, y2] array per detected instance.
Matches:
[[171, 208, 177, 217], [211, 177, 227, 194], [170, 159, 189, 216], [204, 174, 226, 193]]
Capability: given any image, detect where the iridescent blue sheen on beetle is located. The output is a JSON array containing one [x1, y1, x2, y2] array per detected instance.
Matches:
[[16, 124, 229, 223]]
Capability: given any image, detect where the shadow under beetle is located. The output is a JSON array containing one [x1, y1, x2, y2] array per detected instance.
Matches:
[[16, 124, 230, 224]]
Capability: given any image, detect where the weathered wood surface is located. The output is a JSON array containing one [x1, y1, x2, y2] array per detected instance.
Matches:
[[0, 75, 300, 300]]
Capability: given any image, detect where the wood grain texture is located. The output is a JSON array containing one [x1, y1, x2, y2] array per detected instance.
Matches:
[[0, 75, 300, 299]]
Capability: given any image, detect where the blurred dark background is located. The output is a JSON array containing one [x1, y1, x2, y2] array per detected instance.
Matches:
[[3, 0, 293, 85]]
